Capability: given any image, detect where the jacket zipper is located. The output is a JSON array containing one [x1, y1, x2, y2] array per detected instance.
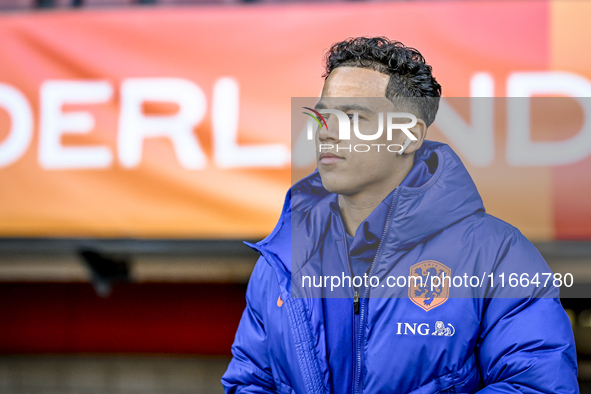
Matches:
[[353, 188, 399, 394], [334, 211, 357, 304], [333, 210, 360, 394]]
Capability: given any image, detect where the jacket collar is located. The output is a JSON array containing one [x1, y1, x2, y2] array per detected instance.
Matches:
[[247, 141, 485, 296]]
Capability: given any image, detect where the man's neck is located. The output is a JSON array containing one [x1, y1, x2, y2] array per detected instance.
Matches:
[[338, 163, 413, 237]]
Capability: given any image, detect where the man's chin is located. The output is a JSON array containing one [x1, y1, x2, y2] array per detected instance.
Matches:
[[320, 178, 355, 196]]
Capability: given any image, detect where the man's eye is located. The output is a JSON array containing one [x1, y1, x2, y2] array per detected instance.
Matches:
[[347, 113, 355, 121]]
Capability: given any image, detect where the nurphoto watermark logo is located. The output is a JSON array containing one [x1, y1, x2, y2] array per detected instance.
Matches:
[[302, 106, 417, 154]]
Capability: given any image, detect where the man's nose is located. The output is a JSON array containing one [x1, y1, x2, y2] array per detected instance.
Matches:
[[317, 114, 340, 142]]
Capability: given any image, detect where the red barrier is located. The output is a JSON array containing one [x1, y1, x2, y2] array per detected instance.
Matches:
[[0, 283, 245, 354]]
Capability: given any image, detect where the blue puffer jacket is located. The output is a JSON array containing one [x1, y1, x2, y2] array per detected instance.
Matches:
[[222, 141, 579, 394]]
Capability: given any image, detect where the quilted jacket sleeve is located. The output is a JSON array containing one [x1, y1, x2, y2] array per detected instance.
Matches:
[[222, 257, 277, 393], [476, 231, 579, 393]]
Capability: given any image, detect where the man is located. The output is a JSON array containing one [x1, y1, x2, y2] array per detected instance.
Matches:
[[222, 37, 579, 393]]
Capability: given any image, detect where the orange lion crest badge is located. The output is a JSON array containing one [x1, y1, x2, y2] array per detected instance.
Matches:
[[408, 260, 451, 311]]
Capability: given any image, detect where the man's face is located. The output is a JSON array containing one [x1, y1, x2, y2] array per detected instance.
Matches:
[[315, 67, 415, 196]]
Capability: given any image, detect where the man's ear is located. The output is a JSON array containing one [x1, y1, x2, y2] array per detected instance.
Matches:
[[402, 118, 427, 155]]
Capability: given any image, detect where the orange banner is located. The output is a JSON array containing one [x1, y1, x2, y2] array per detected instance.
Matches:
[[0, 1, 589, 240]]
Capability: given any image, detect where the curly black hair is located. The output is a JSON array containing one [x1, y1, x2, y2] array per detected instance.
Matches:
[[323, 37, 441, 126]]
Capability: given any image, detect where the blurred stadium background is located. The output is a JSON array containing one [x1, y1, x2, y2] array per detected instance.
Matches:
[[0, 0, 590, 392]]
